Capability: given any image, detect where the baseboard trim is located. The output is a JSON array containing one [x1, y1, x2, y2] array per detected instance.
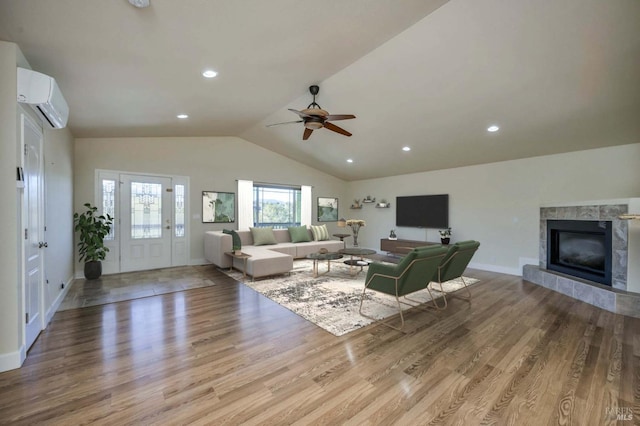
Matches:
[[190, 258, 209, 266], [0, 346, 25, 373], [469, 262, 520, 277], [47, 274, 74, 323]]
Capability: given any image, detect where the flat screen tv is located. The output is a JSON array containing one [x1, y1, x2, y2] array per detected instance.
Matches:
[[396, 194, 448, 228]]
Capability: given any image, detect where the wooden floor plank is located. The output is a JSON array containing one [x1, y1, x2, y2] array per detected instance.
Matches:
[[0, 266, 637, 425]]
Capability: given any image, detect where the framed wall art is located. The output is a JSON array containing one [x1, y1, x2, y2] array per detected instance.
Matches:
[[202, 191, 235, 223], [317, 197, 338, 222]]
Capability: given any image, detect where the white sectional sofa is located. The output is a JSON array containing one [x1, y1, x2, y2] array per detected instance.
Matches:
[[204, 228, 344, 279]]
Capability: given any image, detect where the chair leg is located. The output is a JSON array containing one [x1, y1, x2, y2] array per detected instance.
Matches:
[[403, 294, 439, 311], [459, 276, 472, 300], [427, 282, 448, 310], [359, 287, 405, 331], [444, 276, 471, 301]]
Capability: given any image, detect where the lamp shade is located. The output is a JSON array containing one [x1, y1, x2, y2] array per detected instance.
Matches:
[[337, 218, 346, 228]]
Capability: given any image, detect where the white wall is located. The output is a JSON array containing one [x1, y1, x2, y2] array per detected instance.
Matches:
[[44, 125, 75, 319], [0, 41, 20, 369], [0, 42, 75, 372], [345, 144, 640, 275], [73, 136, 348, 271]]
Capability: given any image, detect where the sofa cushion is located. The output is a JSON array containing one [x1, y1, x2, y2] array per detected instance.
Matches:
[[288, 225, 311, 243], [250, 227, 277, 246], [310, 224, 330, 241]]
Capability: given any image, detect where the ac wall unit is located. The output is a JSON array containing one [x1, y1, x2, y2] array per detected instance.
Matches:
[[17, 67, 69, 129]]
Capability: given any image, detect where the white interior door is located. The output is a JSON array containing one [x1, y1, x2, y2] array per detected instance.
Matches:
[[23, 114, 45, 350], [120, 174, 173, 272]]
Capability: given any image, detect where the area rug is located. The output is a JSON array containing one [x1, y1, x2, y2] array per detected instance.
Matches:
[[222, 260, 479, 336]]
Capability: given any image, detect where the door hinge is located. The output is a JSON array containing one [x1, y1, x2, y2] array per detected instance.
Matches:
[[24, 144, 28, 156], [25, 229, 28, 240], [25, 313, 29, 323]]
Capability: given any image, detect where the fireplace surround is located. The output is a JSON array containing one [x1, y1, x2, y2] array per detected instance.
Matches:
[[523, 199, 640, 319]]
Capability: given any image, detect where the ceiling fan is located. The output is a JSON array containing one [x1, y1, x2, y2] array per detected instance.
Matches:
[[267, 85, 355, 140]]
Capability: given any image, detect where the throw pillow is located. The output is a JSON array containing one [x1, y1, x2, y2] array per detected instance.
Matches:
[[250, 226, 277, 246], [310, 224, 330, 241], [288, 225, 311, 243], [222, 229, 241, 251]]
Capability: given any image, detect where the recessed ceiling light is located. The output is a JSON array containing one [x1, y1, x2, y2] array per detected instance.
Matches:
[[347, 159, 353, 163], [128, 0, 150, 8], [177, 114, 188, 119], [402, 146, 411, 151], [487, 125, 500, 132], [202, 70, 218, 78]]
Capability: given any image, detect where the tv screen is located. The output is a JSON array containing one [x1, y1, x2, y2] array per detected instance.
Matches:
[[396, 194, 448, 228]]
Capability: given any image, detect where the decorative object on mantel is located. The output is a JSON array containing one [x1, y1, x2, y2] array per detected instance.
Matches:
[[439, 227, 452, 245], [350, 199, 362, 209], [619, 214, 640, 220], [389, 230, 397, 240], [376, 199, 390, 208], [362, 195, 376, 203], [346, 219, 366, 247]]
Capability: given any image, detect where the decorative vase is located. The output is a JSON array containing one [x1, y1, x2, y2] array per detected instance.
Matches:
[[441, 238, 450, 245], [351, 224, 361, 247], [389, 230, 396, 239], [84, 260, 102, 280]]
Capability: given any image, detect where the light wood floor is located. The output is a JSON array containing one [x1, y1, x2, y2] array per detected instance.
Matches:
[[0, 266, 638, 425]]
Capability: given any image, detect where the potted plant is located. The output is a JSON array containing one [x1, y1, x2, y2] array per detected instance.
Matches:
[[439, 227, 452, 245], [73, 203, 113, 280]]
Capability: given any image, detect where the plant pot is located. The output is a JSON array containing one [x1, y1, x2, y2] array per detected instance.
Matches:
[[84, 260, 102, 280], [440, 238, 450, 245]]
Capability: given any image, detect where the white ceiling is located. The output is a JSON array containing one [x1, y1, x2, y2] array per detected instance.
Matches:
[[1, 0, 639, 181]]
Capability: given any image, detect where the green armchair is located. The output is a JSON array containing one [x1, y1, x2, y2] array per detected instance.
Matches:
[[359, 245, 449, 330], [427, 240, 480, 309]]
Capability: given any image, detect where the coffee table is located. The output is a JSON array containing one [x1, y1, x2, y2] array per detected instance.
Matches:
[[306, 252, 344, 278], [338, 248, 376, 275]]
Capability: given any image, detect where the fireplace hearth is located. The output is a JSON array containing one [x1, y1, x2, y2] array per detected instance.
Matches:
[[547, 220, 612, 286]]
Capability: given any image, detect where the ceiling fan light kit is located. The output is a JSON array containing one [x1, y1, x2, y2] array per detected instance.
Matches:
[[267, 85, 355, 140]]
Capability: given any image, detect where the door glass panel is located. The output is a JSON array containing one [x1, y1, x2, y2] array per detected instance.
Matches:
[[175, 184, 185, 237], [131, 182, 162, 239], [102, 179, 116, 240]]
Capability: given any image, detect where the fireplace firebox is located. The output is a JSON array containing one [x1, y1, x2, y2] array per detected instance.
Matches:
[[547, 220, 612, 286]]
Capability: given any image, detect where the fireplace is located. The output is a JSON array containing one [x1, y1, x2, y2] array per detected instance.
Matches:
[[547, 220, 612, 286]]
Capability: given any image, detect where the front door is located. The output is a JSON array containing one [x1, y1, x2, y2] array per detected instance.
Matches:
[[22, 113, 45, 350], [119, 174, 173, 272]]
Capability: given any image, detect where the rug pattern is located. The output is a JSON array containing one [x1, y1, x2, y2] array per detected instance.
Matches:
[[223, 259, 478, 336]]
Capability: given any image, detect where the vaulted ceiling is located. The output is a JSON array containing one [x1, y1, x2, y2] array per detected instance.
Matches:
[[1, 0, 639, 181]]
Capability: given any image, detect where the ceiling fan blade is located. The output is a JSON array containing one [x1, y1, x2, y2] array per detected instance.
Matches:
[[324, 122, 352, 137], [303, 128, 313, 140], [289, 108, 314, 119], [266, 120, 303, 127], [325, 114, 356, 121]]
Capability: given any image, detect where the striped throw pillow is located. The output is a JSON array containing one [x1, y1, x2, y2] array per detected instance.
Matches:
[[311, 224, 330, 241]]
